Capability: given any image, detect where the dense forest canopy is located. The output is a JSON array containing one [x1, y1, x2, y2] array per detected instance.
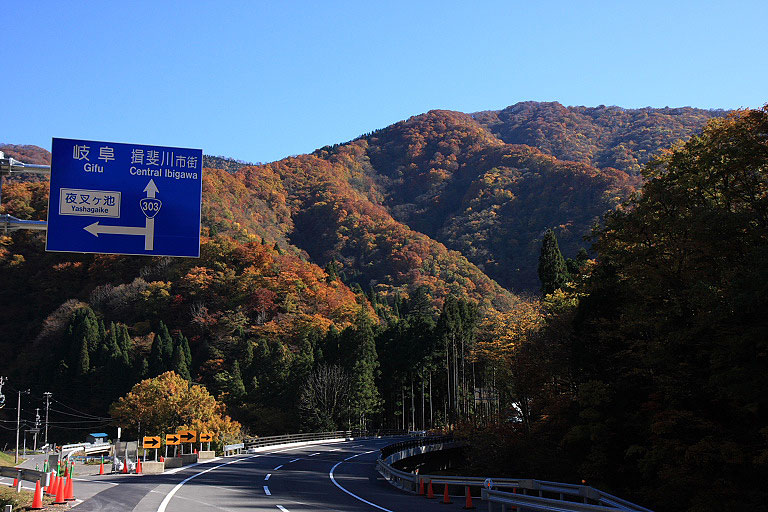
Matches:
[[2, 101, 758, 512]]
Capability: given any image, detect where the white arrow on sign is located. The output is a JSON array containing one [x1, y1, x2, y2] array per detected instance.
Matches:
[[83, 179, 158, 250]]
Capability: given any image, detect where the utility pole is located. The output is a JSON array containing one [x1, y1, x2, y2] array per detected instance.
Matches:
[[15, 388, 30, 463], [33, 408, 41, 452], [0, 376, 6, 409], [43, 392, 52, 452]]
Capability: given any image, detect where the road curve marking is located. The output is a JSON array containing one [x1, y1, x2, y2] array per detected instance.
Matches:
[[273, 464, 283, 470], [276, 506, 289, 512], [156, 446, 297, 512], [329, 450, 393, 512], [264, 485, 271, 495], [288, 458, 300, 463], [265, 473, 271, 481]]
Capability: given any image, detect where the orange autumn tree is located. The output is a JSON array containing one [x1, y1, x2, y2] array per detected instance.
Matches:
[[475, 300, 542, 363], [109, 371, 241, 444]]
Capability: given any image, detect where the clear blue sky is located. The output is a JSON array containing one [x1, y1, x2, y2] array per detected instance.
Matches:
[[2, 1, 765, 164]]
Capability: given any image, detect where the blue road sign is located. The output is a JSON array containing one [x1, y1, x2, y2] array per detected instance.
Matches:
[[46, 138, 202, 257]]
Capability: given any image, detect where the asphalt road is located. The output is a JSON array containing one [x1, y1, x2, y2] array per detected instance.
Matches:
[[68, 438, 472, 512]]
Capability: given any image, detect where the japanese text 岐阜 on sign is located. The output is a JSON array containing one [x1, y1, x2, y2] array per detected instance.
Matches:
[[46, 138, 203, 257]]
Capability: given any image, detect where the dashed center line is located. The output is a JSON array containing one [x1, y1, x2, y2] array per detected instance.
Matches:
[[265, 473, 271, 481], [264, 485, 271, 496], [273, 464, 283, 470], [308, 452, 320, 457], [276, 506, 289, 512], [289, 458, 300, 463]]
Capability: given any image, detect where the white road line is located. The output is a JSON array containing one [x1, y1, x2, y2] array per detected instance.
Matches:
[[288, 458, 300, 463], [329, 450, 393, 512], [265, 473, 271, 481], [273, 464, 283, 470], [276, 506, 289, 512], [308, 452, 320, 457], [264, 485, 271, 495], [156, 447, 297, 512]]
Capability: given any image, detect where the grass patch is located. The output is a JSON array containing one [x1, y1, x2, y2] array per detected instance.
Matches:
[[0, 485, 56, 511], [0, 451, 24, 467]]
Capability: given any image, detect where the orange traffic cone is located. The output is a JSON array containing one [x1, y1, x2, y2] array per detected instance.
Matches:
[[11, 477, 18, 488], [64, 464, 69, 478], [137, 458, 143, 474], [123, 456, 129, 474], [463, 486, 475, 509], [99, 460, 105, 475], [442, 483, 452, 504], [46, 473, 57, 495], [418, 478, 425, 495], [53, 475, 66, 505], [65, 474, 75, 501], [427, 480, 435, 499], [30, 480, 43, 509]]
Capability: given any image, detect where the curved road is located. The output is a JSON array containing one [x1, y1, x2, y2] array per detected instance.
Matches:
[[71, 438, 467, 512]]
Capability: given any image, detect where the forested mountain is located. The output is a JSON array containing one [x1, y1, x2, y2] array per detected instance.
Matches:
[[314, 109, 641, 290], [461, 107, 768, 512], [472, 101, 726, 174], [0, 101, 730, 463]]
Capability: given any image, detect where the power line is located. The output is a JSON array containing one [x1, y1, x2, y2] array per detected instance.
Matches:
[[49, 407, 110, 420], [51, 398, 110, 420]]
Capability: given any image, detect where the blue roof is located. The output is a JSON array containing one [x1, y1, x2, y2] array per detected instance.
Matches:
[[89, 433, 109, 437]]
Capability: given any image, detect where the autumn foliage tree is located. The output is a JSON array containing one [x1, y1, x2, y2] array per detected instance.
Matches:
[[110, 371, 241, 444]]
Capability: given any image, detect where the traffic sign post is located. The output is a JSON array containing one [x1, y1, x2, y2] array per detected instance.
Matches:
[[165, 433, 180, 459], [46, 138, 202, 257], [143, 436, 161, 462], [178, 430, 196, 454], [199, 432, 213, 452]]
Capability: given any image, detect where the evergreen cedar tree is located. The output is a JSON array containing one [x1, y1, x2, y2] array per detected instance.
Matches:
[[537, 229, 569, 295]]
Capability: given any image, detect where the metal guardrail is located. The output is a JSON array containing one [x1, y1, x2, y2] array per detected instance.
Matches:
[[0, 152, 50, 233], [0, 154, 51, 176], [0, 466, 50, 486], [242, 429, 408, 451], [376, 438, 653, 512]]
